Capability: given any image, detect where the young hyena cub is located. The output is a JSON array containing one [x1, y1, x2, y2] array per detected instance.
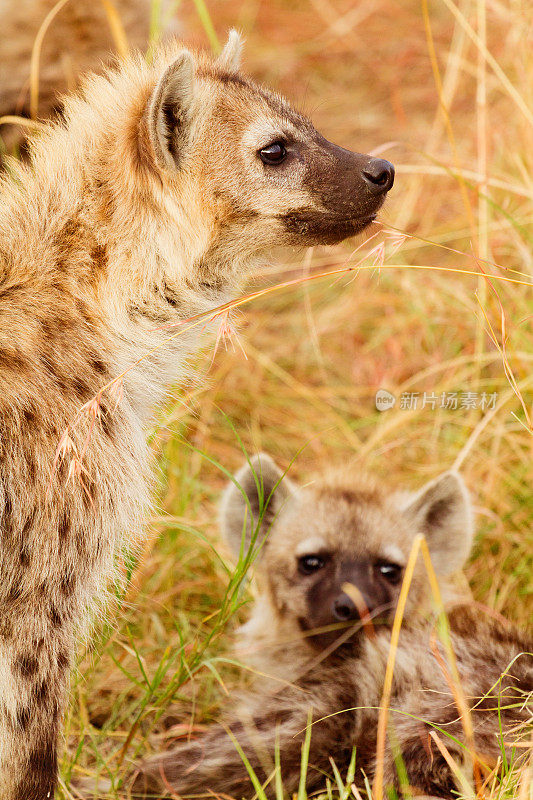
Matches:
[[134, 456, 532, 799], [0, 32, 393, 800]]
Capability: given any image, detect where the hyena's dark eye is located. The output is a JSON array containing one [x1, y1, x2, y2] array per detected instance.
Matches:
[[377, 563, 403, 585], [298, 554, 325, 575], [259, 142, 287, 165]]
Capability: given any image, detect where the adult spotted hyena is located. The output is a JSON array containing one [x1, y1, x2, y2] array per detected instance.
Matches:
[[0, 32, 394, 800], [133, 455, 532, 799]]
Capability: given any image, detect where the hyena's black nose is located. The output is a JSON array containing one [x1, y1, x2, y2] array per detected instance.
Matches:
[[362, 158, 395, 194], [332, 593, 358, 622]]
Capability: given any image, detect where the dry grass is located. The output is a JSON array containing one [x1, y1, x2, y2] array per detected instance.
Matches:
[[3, 0, 531, 796]]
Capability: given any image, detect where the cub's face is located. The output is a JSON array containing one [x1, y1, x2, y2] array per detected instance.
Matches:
[[221, 455, 473, 652], [145, 33, 394, 289], [263, 486, 411, 648]]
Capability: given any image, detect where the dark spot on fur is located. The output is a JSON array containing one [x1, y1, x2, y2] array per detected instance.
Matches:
[[90, 243, 108, 274], [6, 579, 23, 604], [26, 456, 36, 483], [16, 705, 32, 731], [0, 349, 25, 373], [33, 680, 49, 705], [15, 654, 39, 679], [49, 605, 62, 628], [58, 512, 70, 540], [40, 314, 76, 339], [40, 355, 70, 391], [91, 356, 107, 375], [162, 282, 181, 308], [71, 376, 93, 400], [61, 573, 75, 597], [59, 215, 83, 241], [100, 410, 116, 439], [22, 510, 36, 537], [22, 406, 37, 425], [18, 739, 58, 798], [448, 607, 478, 638], [92, 536, 103, 563], [57, 649, 69, 671], [0, 282, 23, 301], [3, 491, 13, 527]]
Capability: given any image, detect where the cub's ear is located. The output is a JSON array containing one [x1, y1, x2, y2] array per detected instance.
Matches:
[[220, 453, 294, 559], [147, 50, 195, 171], [405, 472, 474, 576], [216, 29, 244, 73]]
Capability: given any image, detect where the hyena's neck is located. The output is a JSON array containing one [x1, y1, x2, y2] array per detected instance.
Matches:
[[2, 126, 231, 427]]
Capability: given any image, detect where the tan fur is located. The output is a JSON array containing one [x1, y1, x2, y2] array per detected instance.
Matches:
[[0, 38, 392, 799], [132, 456, 532, 799]]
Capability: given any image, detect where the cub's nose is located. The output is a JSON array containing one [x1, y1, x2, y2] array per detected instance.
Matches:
[[362, 158, 395, 194], [332, 593, 358, 622]]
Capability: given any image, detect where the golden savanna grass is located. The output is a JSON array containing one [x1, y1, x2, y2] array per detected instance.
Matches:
[[2, 0, 531, 797]]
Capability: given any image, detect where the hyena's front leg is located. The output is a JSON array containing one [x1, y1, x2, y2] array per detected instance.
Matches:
[[0, 593, 77, 800]]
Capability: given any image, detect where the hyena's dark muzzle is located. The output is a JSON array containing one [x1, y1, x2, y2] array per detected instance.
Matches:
[[298, 558, 396, 649], [279, 136, 394, 246]]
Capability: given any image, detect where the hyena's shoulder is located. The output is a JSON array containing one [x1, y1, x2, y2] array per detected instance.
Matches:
[[448, 604, 533, 680], [388, 603, 533, 706]]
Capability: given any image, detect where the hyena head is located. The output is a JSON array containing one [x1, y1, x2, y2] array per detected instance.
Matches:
[[221, 455, 473, 651], [131, 31, 394, 292]]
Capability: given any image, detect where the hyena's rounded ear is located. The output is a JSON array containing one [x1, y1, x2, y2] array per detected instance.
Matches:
[[216, 29, 244, 73], [406, 472, 474, 576], [220, 453, 294, 559], [147, 50, 195, 171]]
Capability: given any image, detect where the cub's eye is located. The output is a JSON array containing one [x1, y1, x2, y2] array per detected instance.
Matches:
[[378, 563, 403, 585], [259, 142, 287, 165], [298, 554, 325, 575]]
